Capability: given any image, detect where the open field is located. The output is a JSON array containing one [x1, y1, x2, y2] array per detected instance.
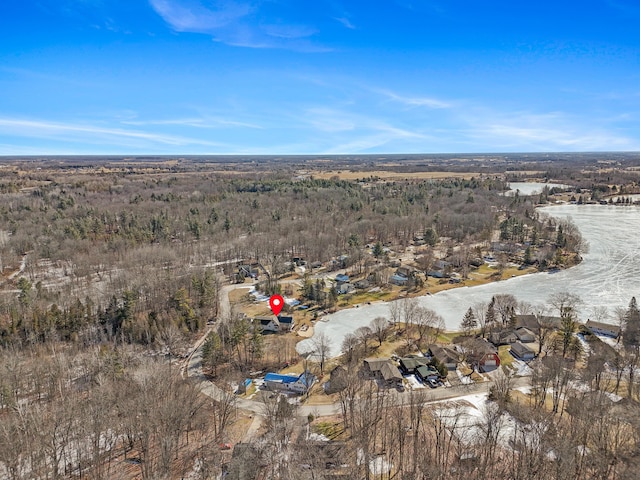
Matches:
[[311, 169, 487, 180]]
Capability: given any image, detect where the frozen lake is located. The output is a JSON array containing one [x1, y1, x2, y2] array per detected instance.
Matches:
[[503, 182, 570, 196], [297, 204, 640, 358]]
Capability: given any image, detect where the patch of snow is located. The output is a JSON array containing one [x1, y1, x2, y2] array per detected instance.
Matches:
[[576, 333, 591, 354], [515, 386, 532, 395], [249, 287, 298, 306], [512, 359, 533, 376], [369, 457, 393, 475], [405, 374, 425, 390], [434, 393, 531, 449], [604, 391, 623, 402], [308, 433, 330, 442], [594, 334, 619, 348], [456, 369, 473, 385]]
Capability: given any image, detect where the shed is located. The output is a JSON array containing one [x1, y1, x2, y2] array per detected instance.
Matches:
[[515, 327, 537, 343], [510, 342, 536, 361]]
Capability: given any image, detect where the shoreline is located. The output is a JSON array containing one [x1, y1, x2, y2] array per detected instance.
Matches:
[[292, 255, 580, 340]]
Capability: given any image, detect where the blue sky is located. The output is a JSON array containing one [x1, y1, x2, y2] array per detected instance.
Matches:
[[1, 1, 639, 154]]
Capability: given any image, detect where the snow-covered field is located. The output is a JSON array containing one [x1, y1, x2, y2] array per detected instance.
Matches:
[[502, 182, 571, 197], [298, 204, 638, 358]]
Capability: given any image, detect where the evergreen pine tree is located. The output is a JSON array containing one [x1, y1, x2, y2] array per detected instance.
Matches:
[[461, 307, 478, 335]]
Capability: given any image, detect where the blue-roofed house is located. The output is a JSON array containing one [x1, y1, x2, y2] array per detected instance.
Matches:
[[335, 274, 349, 284], [264, 371, 316, 394]]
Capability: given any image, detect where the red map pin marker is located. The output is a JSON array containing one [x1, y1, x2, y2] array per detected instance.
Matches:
[[269, 294, 285, 316]]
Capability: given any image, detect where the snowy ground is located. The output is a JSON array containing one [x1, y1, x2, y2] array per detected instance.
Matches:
[[405, 374, 426, 389], [249, 287, 299, 306], [434, 393, 523, 448], [456, 369, 473, 385], [369, 457, 393, 475], [594, 333, 620, 348], [576, 333, 592, 354], [512, 359, 533, 376]]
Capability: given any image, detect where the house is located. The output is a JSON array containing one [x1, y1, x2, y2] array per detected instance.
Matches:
[[255, 315, 293, 333], [363, 358, 390, 377], [380, 362, 403, 386], [335, 273, 349, 284], [238, 264, 259, 279], [416, 365, 440, 382], [514, 314, 540, 331], [255, 316, 280, 333], [539, 315, 563, 329], [398, 356, 430, 374], [515, 327, 537, 343], [479, 352, 501, 372], [363, 358, 403, 386], [390, 274, 409, 286], [354, 279, 370, 289], [337, 282, 355, 295], [264, 371, 316, 394], [395, 266, 414, 279], [427, 270, 446, 278], [585, 319, 621, 338], [459, 337, 500, 372], [433, 260, 451, 270], [510, 341, 536, 361], [428, 346, 460, 370], [488, 330, 519, 346]]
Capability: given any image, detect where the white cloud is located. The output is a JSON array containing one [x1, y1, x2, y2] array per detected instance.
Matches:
[[121, 117, 263, 129], [378, 89, 452, 109], [460, 110, 640, 151], [0, 117, 224, 149], [148, 0, 253, 32], [334, 16, 355, 29], [148, 0, 327, 50]]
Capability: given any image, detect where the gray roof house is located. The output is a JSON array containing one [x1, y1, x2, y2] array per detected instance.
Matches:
[[363, 358, 403, 385], [585, 320, 621, 338], [428, 345, 460, 370]]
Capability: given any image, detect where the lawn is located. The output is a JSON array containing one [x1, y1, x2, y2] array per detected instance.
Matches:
[[498, 345, 515, 368]]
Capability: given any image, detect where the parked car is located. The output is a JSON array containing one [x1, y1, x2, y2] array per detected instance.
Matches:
[[427, 378, 438, 388]]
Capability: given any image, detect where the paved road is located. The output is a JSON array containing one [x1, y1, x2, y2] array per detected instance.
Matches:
[[298, 375, 531, 417]]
